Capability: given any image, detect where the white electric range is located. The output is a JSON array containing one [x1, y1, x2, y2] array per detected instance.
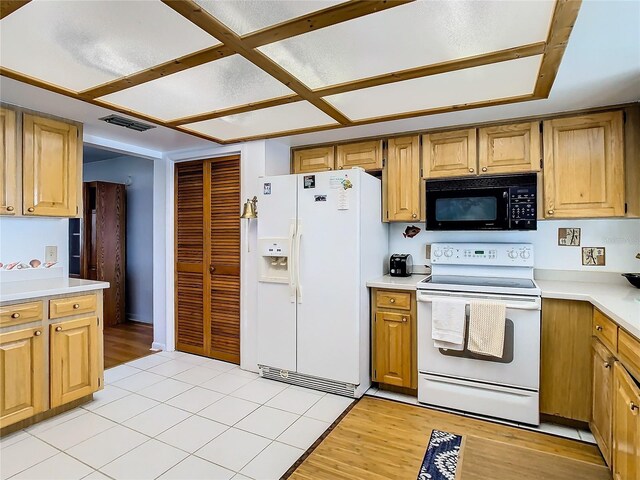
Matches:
[[417, 243, 541, 425]]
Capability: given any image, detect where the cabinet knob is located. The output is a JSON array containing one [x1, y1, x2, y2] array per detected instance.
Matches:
[[481, 167, 487, 172], [389, 298, 395, 303], [338, 166, 343, 170], [6, 206, 14, 212], [595, 325, 603, 331], [412, 213, 417, 219], [11, 312, 20, 319], [27, 207, 35, 213], [73, 303, 80, 309], [402, 317, 407, 323], [631, 402, 639, 413], [547, 209, 554, 215], [469, 168, 474, 173], [603, 361, 611, 369], [34, 330, 41, 336], [55, 326, 62, 332]]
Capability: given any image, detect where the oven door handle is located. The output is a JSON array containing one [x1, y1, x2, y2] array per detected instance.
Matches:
[[417, 292, 540, 311]]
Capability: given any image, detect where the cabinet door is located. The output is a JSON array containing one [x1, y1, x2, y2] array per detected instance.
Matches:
[[374, 311, 412, 388], [0, 107, 19, 215], [612, 362, 640, 480], [292, 146, 334, 173], [543, 111, 624, 218], [478, 122, 541, 175], [0, 327, 45, 428], [385, 136, 421, 222], [591, 339, 614, 467], [50, 316, 99, 408], [23, 114, 78, 217], [422, 129, 476, 179], [336, 140, 383, 171]]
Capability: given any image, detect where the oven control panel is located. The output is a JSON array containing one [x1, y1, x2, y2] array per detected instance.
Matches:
[[431, 243, 534, 266]]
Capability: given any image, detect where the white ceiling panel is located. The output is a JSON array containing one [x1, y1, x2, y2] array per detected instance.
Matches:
[[325, 56, 543, 121], [259, 1, 555, 89], [194, 0, 343, 36], [0, 0, 220, 92], [99, 55, 295, 121], [182, 101, 338, 140]]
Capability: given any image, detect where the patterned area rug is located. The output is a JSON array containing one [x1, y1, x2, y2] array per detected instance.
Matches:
[[417, 429, 463, 480]]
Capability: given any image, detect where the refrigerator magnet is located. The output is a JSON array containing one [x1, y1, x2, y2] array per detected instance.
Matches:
[[303, 175, 315, 189], [337, 190, 350, 210], [314, 195, 327, 202], [263, 182, 271, 195]]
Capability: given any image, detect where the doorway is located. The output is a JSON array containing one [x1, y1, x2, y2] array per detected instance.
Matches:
[[174, 156, 241, 363]]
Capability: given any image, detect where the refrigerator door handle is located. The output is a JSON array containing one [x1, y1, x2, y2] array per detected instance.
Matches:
[[295, 222, 303, 303], [288, 222, 296, 303]]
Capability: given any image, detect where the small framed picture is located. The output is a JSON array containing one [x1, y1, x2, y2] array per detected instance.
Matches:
[[582, 247, 605, 266], [558, 228, 581, 246]]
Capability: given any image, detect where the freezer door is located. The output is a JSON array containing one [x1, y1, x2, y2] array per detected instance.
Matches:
[[257, 175, 297, 372], [295, 170, 361, 383]]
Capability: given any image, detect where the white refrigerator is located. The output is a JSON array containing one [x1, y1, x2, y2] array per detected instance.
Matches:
[[257, 169, 388, 398]]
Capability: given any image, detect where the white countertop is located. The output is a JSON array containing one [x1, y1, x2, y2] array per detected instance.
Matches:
[[0, 278, 110, 303], [366, 274, 428, 291]]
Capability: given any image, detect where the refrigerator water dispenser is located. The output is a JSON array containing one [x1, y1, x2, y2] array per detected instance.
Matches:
[[258, 238, 290, 283]]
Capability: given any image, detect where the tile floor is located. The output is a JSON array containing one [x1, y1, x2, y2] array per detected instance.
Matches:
[[0, 351, 354, 480]]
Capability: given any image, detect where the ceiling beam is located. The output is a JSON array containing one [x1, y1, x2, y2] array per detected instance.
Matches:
[[81, 0, 412, 99], [0, 0, 30, 20], [162, 0, 352, 125], [533, 0, 582, 98]]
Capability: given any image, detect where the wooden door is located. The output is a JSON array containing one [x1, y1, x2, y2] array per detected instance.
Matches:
[[292, 146, 334, 173], [543, 111, 624, 218], [591, 339, 614, 467], [478, 122, 541, 175], [0, 107, 19, 215], [422, 128, 477, 179], [612, 362, 640, 480], [174, 157, 241, 363], [0, 327, 45, 428], [385, 136, 421, 222], [23, 114, 78, 217], [336, 140, 383, 171], [374, 311, 412, 388], [50, 317, 99, 408], [540, 299, 592, 422]]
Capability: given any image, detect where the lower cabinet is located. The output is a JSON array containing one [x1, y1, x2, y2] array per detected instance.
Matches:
[[591, 338, 614, 466], [612, 362, 640, 480], [0, 327, 45, 427]]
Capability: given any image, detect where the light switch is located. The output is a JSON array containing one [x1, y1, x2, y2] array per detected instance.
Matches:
[[45, 246, 57, 263]]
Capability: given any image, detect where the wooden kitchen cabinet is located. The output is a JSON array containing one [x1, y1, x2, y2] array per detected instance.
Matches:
[[22, 113, 79, 217], [384, 136, 422, 222], [0, 326, 45, 428], [422, 128, 476, 179], [478, 122, 541, 175], [0, 107, 19, 215], [543, 111, 625, 218], [612, 362, 640, 480], [591, 339, 615, 467], [371, 288, 417, 390], [336, 140, 383, 171], [292, 146, 334, 173]]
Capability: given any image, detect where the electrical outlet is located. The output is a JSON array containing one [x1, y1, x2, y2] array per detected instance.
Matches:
[[425, 244, 432, 260], [45, 246, 57, 263]]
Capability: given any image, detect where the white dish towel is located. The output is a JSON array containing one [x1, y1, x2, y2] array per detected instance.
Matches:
[[468, 301, 507, 358], [431, 298, 466, 351]]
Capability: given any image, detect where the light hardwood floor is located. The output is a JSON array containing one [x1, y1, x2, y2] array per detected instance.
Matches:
[[103, 321, 154, 369], [289, 396, 610, 480]]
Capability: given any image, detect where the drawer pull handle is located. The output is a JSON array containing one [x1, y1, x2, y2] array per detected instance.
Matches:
[[55, 326, 62, 332], [603, 362, 611, 369], [402, 317, 407, 323], [11, 312, 20, 319], [595, 325, 603, 332], [34, 330, 41, 336], [412, 213, 417, 218], [631, 402, 639, 413], [389, 298, 395, 303], [73, 303, 80, 309]]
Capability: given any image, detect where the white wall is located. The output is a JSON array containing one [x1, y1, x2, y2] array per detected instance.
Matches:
[[389, 218, 640, 272], [0, 217, 69, 277], [84, 156, 155, 324]]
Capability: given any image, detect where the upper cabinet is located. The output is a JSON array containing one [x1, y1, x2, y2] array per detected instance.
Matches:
[[336, 140, 383, 171], [23, 114, 79, 217], [0, 107, 19, 215], [385, 136, 422, 222], [543, 111, 624, 219], [422, 128, 476, 179], [478, 122, 541, 175], [292, 146, 334, 174]]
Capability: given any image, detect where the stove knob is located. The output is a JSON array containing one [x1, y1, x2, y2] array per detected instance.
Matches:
[[508, 250, 518, 259], [433, 248, 443, 258], [444, 249, 453, 258], [520, 250, 531, 260]]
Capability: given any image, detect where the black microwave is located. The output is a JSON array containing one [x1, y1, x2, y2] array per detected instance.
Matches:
[[425, 173, 537, 231]]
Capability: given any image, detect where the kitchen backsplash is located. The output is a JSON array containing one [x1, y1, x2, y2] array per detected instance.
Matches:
[[389, 218, 640, 273]]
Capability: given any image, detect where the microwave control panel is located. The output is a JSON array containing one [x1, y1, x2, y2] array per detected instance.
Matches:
[[509, 186, 536, 229]]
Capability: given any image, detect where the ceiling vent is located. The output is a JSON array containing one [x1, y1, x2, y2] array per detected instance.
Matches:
[[99, 115, 156, 132]]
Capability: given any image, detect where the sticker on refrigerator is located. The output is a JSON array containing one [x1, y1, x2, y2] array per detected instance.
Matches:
[[314, 195, 327, 202], [337, 190, 350, 210], [303, 175, 315, 189], [263, 182, 271, 195], [329, 176, 344, 189]]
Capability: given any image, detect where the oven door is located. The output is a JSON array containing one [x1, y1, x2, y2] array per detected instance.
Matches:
[[426, 186, 509, 230], [417, 290, 540, 390]]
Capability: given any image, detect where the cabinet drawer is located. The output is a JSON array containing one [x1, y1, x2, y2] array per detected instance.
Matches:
[[618, 329, 640, 381], [0, 301, 43, 327], [49, 294, 97, 319], [376, 291, 411, 310], [593, 309, 618, 352]]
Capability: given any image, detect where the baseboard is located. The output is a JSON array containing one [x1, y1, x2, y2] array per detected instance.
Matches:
[[127, 313, 152, 324], [151, 342, 165, 351]]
